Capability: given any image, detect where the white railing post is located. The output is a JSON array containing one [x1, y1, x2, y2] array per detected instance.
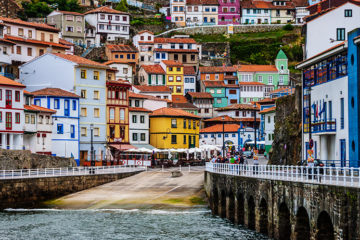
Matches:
[[179, 165, 182, 172], [350, 167, 354, 187]]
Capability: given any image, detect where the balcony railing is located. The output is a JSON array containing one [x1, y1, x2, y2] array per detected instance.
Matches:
[[0, 73, 15, 80], [312, 118, 336, 133]]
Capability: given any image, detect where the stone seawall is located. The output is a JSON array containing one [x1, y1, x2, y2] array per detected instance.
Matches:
[[204, 171, 360, 240], [0, 171, 142, 209]]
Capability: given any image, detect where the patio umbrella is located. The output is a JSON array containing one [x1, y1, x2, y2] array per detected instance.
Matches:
[[186, 149, 189, 160]]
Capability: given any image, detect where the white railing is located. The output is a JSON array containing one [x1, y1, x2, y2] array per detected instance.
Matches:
[[206, 163, 360, 188], [0, 165, 146, 180]]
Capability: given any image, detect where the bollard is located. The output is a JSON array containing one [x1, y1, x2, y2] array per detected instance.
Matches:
[[162, 165, 164, 172]]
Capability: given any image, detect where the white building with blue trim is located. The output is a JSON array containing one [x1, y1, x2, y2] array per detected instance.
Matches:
[[19, 53, 108, 165], [297, 28, 360, 167], [31, 88, 80, 164]]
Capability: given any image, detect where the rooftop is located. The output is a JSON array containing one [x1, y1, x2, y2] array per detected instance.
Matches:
[[216, 104, 258, 111], [106, 44, 138, 53], [150, 107, 200, 118], [53, 10, 84, 16], [237, 65, 278, 72], [138, 30, 154, 35], [154, 48, 199, 53], [24, 104, 57, 113], [187, 92, 213, 99], [84, 6, 130, 15], [239, 81, 266, 85], [141, 64, 166, 74], [5, 35, 70, 49], [183, 66, 196, 75], [154, 37, 197, 44], [203, 115, 238, 122], [162, 60, 183, 67], [0, 16, 59, 32], [52, 53, 109, 69], [135, 85, 171, 93], [259, 106, 276, 114], [31, 88, 80, 98], [0, 75, 25, 88], [172, 95, 189, 103], [200, 124, 240, 133], [129, 107, 152, 112], [202, 81, 226, 87], [200, 66, 236, 73], [172, 102, 199, 109]]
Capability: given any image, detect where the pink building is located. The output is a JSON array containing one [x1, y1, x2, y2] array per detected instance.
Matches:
[[218, 0, 241, 25]]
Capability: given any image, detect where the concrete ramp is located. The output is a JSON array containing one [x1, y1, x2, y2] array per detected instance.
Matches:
[[49, 169, 205, 209]]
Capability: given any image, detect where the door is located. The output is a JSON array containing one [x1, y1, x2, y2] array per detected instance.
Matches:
[[340, 139, 346, 167], [64, 100, 70, 116], [80, 150, 88, 166]]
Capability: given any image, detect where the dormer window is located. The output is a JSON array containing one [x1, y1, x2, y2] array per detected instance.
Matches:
[[345, 9, 352, 17]]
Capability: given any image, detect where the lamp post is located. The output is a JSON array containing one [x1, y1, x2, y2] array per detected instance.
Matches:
[[90, 123, 94, 167], [222, 115, 225, 157], [253, 103, 257, 150]]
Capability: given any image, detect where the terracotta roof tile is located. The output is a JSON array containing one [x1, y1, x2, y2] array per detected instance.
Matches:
[[241, 0, 295, 9], [59, 38, 74, 46], [24, 104, 57, 113], [154, 48, 199, 53], [31, 88, 80, 98], [256, 98, 276, 104], [0, 38, 16, 45], [216, 104, 258, 111], [0, 75, 25, 87], [129, 107, 152, 112], [106, 80, 131, 86], [259, 106, 276, 114], [135, 85, 171, 93], [200, 66, 236, 73], [5, 35, 70, 49], [202, 81, 226, 87], [85, 6, 130, 15], [24, 90, 33, 95], [154, 37, 197, 44], [237, 65, 278, 72], [239, 81, 266, 85], [172, 102, 198, 109], [172, 95, 189, 103], [187, 92, 213, 99], [141, 64, 166, 74], [270, 87, 294, 94], [55, 10, 84, 15], [106, 44, 138, 53], [183, 66, 196, 75], [150, 107, 200, 118], [138, 30, 154, 34], [161, 60, 183, 67], [138, 41, 154, 44], [129, 91, 170, 102], [129, 91, 148, 99], [225, 84, 240, 88], [52, 53, 109, 69], [200, 124, 240, 133], [203, 115, 237, 122], [0, 17, 59, 32]]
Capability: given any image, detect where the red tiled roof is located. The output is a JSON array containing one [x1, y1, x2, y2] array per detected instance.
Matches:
[[172, 95, 189, 103], [259, 106, 276, 114], [5, 35, 70, 49], [237, 65, 278, 72], [154, 38, 197, 44], [85, 6, 130, 15], [150, 107, 200, 118], [24, 90, 33, 95], [256, 98, 276, 104], [106, 44, 138, 53], [129, 107, 152, 112], [238, 118, 260, 122], [129, 91, 171, 102], [162, 60, 183, 67], [172, 102, 198, 109], [141, 64, 166, 74], [216, 104, 258, 111], [224, 75, 238, 80], [225, 84, 240, 88], [135, 85, 171, 93], [59, 38, 74, 46], [270, 87, 294, 94], [183, 66, 196, 75], [138, 41, 154, 44], [0, 75, 25, 87], [241, 0, 295, 9], [55, 10, 84, 15], [24, 104, 57, 113], [52, 53, 109, 69], [203, 115, 237, 122], [0, 17, 59, 32], [293, 0, 309, 7], [200, 66, 236, 73], [187, 92, 213, 99], [154, 48, 199, 53], [106, 80, 131, 86], [202, 81, 226, 87], [138, 30, 154, 35], [239, 81, 266, 85], [307, 0, 360, 14], [0, 38, 16, 45], [31, 88, 80, 98], [129, 91, 148, 99], [200, 124, 240, 133]]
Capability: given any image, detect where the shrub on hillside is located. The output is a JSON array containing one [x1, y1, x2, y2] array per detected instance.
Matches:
[[283, 24, 294, 31]]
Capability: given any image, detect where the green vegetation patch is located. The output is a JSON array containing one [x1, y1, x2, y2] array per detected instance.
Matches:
[[189, 196, 207, 205]]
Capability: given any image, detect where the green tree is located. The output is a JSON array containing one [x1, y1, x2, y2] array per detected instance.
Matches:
[[115, 0, 128, 12], [21, 0, 52, 18]]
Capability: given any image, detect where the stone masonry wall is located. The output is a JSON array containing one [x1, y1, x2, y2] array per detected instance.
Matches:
[[204, 171, 360, 240], [0, 171, 142, 209], [0, 149, 77, 170]]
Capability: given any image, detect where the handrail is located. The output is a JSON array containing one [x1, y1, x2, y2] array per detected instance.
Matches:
[[0, 165, 146, 180], [206, 162, 360, 188]]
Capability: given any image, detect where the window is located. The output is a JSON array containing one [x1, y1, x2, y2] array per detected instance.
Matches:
[[93, 71, 99, 80], [15, 91, 20, 102], [39, 115, 43, 124], [27, 47, 32, 56], [54, 99, 60, 109], [66, 26, 74, 32], [39, 49, 44, 56], [176, 86, 181, 93], [15, 113, 20, 124], [141, 133, 146, 141], [28, 30, 32, 38], [336, 28, 345, 41], [123, 16, 127, 21], [140, 115, 145, 123], [279, 76, 284, 84], [18, 28, 24, 36], [135, 100, 140, 107], [16, 46, 21, 54], [193, 120, 196, 129], [76, 16, 82, 22], [25, 114, 29, 124], [229, 90, 236, 94], [171, 135, 177, 144], [115, 16, 120, 21], [132, 115, 137, 123], [168, 76, 174, 82], [107, 25, 112, 30], [81, 127, 87, 136], [209, 89, 215, 94], [183, 119, 187, 129], [108, 108, 114, 120], [258, 76, 263, 82], [120, 109, 125, 120], [57, 124, 64, 134], [46, 116, 50, 124], [133, 133, 138, 141], [81, 70, 87, 78], [31, 115, 35, 124], [206, 74, 210, 80], [94, 108, 100, 118], [99, 24, 104, 30], [94, 127, 100, 136], [70, 125, 75, 138], [345, 9, 352, 17], [171, 119, 177, 128], [49, 34, 53, 42], [176, 76, 181, 82], [268, 76, 273, 84], [94, 90, 99, 99], [81, 107, 87, 117], [217, 98, 222, 104]]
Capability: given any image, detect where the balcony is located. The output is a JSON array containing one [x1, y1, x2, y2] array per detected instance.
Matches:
[[311, 119, 336, 134], [1, 73, 15, 79]]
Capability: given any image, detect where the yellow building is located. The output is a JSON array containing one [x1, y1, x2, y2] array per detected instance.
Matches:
[[106, 80, 131, 152], [149, 107, 200, 149], [161, 60, 184, 96]]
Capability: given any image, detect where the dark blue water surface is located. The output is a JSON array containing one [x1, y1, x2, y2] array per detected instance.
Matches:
[[0, 208, 270, 240]]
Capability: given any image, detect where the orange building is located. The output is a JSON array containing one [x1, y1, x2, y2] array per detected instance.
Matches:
[[105, 44, 139, 77], [199, 66, 237, 81]]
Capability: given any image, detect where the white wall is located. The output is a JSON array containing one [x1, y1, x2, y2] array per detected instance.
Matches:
[[264, 111, 275, 146]]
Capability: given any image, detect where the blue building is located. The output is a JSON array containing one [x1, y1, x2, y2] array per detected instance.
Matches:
[[224, 72, 240, 105], [32, 88, 80, 165], [20, 53, 109, 165], [297, 28, 360, 167]]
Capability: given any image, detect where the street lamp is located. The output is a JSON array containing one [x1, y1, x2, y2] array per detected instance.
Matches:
[[222, 115, 225, 157], [90, 123, 94, 167], [253, 103, 257, 150]]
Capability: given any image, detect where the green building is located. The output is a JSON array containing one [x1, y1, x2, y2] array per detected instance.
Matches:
[[202, 81, 228, 108]]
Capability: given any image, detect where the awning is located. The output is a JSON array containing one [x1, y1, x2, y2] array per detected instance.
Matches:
[[131, 144, 155, 150], [109, 144, 135, 151]]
